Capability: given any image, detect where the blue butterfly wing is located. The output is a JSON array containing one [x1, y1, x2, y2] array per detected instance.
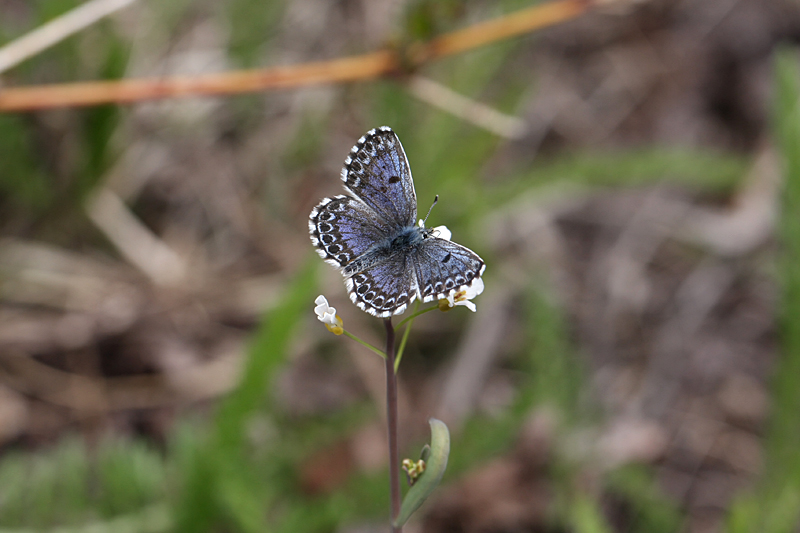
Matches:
[[309, 195, 392, 269], [414, 238, 485, 302], [341, 126, 417, 228], [346, 252, 418, 317]]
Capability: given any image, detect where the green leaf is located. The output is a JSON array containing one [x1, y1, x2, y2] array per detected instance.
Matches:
[[393, 418, 450, 527]]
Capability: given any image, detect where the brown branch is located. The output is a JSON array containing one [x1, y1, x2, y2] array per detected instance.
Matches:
[[0, 51, 397, 111], [0, 0, 589, 112], [416, 0, 587, 61]]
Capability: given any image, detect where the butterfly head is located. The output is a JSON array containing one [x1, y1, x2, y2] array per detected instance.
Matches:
[[417, 218, 436, 239], [418, 219, 451, 241]]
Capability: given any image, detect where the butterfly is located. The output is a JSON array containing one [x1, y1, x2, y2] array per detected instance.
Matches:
[[309, 126, 485, 317]]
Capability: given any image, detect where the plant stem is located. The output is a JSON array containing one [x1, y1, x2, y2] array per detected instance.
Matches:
[[394, 317, 414, 373], [342, 330, 386, 358], [395, 302, 436, 329], [384, 317, 402, 533]]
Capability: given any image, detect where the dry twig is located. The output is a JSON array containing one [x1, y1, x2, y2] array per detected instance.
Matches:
[[0, 0, 588, 111]]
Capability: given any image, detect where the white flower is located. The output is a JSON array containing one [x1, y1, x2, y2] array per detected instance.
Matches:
[[439, 277, 485, 313], [314, 295, 336, 324], [433, 225, 451, 241], [314, 295, 343, 334]]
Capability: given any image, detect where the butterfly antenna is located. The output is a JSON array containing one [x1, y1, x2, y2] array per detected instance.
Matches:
[[422, 195, 439, 226]]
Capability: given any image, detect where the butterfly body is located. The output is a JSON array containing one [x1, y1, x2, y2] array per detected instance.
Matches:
[[309, 126, 485, 317]]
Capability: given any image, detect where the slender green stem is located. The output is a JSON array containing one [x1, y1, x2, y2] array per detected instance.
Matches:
[[396, 303, 437, 329], [342, 330, 386, 359], [384, 318, 402, 533], [394, 302, 437, 372], [394, 317, 414, 373]]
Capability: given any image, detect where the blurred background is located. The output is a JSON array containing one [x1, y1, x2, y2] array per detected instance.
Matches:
[[1, 0, 800, 531]]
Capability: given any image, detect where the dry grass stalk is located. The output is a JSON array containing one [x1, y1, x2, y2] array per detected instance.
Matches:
[[0, 0, 140, 75], [0, 0, 589, 111]]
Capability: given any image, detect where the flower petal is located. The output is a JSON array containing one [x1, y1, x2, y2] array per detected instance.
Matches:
[[314, 295, 337, 323], [432, 226, 451, 241], [455, 300, 477, 312], [323, 309, 338, 325], [465, 277, 484, 298]]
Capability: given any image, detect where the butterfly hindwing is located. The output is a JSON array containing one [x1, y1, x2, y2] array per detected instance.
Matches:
[[309, 195, 392, 269], [413, 237, 485, 302], [341, 126, 417, 229], [346, 251, 418, 317]]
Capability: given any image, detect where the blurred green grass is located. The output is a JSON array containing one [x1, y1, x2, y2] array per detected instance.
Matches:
[[725, 47, 800, 533]]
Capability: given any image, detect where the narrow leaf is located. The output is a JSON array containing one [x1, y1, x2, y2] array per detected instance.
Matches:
[[393, 418, 450, 527]]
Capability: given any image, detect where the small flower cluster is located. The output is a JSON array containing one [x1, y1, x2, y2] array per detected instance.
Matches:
[[314, 295, 343, 335], [402, 458, 426, 486]]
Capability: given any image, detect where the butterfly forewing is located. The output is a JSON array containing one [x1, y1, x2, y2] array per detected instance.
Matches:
[[309, 195, 393, 269], [414, 238, 485, 302], [341, 126, 417, 228]]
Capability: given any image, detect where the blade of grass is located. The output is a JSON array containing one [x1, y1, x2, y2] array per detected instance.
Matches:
[[727, 45, 800, 533], [760, 46, 800, 532], [173, 258, 318, 531], [214, 257, 318, 451]]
